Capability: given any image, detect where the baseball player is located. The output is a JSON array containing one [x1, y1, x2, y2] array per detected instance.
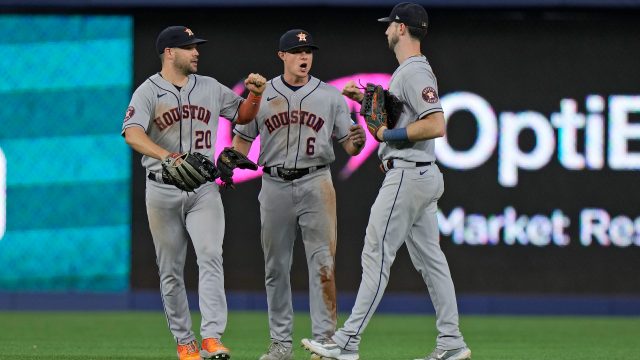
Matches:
[[232, 29, 366, 360], [302, 3, 471, 360], [122, 25, 266, 360]]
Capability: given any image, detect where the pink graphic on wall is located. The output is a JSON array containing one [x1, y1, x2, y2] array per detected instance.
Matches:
[[215, 73, 392, 184]]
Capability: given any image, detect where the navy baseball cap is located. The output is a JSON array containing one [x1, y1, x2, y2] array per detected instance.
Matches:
[[156, 26, 207, 54], [378, 2, 428, 29], [279, 29, 320, 52]]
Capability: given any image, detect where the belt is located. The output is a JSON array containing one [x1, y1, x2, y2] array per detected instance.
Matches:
[[263, 165, 326, 181], [380, 159, 433, 173]]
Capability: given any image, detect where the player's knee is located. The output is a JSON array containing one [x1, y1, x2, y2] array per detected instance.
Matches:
[[195, 243, 223, 262]]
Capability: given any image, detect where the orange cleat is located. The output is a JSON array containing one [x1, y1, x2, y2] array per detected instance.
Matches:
[[177, 340, 201, 360], [201, 338, 230, 359]]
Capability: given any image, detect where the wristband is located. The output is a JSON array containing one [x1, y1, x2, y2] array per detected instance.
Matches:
[[248, 92, 262, 105], [382, 128, 409, 142]]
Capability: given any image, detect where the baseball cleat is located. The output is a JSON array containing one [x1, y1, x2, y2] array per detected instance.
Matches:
[[200, 338, 230, 359], [418, 346, 471, 360], [310, 354, 333, 360], [177, 340, 201, 360], [259, 341, 293, 360], [301, 338, 359, 360]]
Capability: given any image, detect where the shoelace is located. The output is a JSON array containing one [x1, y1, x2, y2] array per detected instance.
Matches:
[[182, 342, 199, 354], [269, 342, 289, 355], [207, 338, 222, 346]]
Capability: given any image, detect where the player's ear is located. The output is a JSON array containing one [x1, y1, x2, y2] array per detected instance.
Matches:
[[277, 51, 286, 61]]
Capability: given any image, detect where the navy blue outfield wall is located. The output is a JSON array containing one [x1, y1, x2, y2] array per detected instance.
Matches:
[[1, 292, 639, 316]]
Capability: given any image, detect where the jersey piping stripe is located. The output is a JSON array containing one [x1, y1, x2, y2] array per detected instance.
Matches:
[[418, 108, 444, 120], [232, 128, 256, 141], [336, 133, 349, 143], [293, 79, 322, 169], [122, 122, 146, 133], [148, 77, 183, 151], [156, 262, 175, 344], [270, 80, 291, 166], [346, 170, 405, 349], [231, 100, 242, 124], [187, 75, 197, 153]]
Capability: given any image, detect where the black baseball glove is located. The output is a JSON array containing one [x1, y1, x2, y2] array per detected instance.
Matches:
[[360, 83, 403, 142], [161, 152, 219, 192], [216, 147, 258, 189], [384, 89, 403, 130]]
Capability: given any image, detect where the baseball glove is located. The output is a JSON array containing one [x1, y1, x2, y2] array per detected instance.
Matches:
[[161, 152, 219, 192], [384, 90, 403, 130], [216, 147, 258, 189], [360, 83, 402, 142]]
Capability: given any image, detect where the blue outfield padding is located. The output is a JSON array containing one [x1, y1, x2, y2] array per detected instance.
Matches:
[[2, 135, 130, 187], [0, 291, 639, 315], [0, 87, 131, 139], [0, 225, 130, 291], [0, 15, 132, 293], [0, 39, 132, 93], [0, 15, 132, 44]]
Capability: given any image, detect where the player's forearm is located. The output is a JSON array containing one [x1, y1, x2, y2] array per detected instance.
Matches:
[[231, 135, 252, 156], [124, 127, 171, 160], [236, 93, 262, 125], [407, 112, 445, 141]]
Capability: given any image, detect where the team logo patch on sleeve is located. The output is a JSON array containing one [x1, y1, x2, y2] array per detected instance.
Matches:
[[124, 106, 135, 122], [422, 87, 439, 103]]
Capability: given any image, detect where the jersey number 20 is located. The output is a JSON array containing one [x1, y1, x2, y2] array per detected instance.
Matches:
[[195, 130, 212, 149]]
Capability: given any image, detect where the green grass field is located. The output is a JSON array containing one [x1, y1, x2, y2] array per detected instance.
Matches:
[[1, 311, 638, 359]]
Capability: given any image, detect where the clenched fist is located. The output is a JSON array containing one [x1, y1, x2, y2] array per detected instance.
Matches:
[[342, 80, 364, 103], [349, 124, 366, 148], [245, 73, 267, 96]]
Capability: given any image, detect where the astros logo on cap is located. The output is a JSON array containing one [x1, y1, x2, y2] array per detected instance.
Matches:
[[184, 28, 194, 37], [297, 32, 307, 42]]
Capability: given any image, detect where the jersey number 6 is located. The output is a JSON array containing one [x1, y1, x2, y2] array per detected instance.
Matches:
[[306, 137, 316, 155]]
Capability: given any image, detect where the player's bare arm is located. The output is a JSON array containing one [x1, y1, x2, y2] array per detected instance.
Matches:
[[236, 73, 267, 125], [342, 124, 366, 155], [342, 80, 364, 103], [124, 127, 172, 160], [231, 135, 253, 156], [376, 111, 445, 142]]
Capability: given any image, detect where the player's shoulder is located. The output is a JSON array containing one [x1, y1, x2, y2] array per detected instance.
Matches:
[[191, 74, 221, 86], [399, 56, 433, 74], [132, 74, 163, 97], [396, 57, 436, 84], [316, 78, 342, 97]]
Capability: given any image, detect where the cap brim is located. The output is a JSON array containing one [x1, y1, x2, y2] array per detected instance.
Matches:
[[281, 44, 320, 52], [177, 38, 208, 47], [378, 16, 393, 23]]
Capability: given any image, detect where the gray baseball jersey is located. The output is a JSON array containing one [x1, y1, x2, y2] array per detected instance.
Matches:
[[234, 75, 352, 167], [332, 55, 467, 352], [233, 75, 353, 344], [122, 73, 242, 344]]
